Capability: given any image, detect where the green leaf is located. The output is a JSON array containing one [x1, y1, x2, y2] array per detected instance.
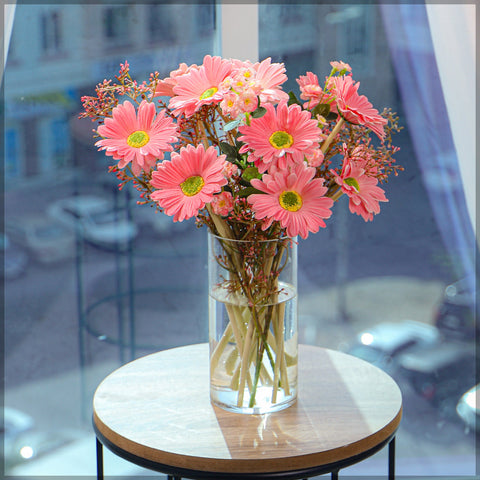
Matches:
[[237, 186, 264, 198], [287, 91, 302, 106], [242, 166, 262, 183], [251, 106, 267, 119], [224, 118, 242, 132], [312, 103, 330, 118], [219, 141, 237, 157]]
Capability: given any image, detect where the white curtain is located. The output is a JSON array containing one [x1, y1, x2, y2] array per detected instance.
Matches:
[[426, 4, 476, 242], [3, 3, 16, 75], [381, 4, 477, 294]]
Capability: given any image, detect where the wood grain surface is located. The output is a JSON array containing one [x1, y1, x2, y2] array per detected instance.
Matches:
[[93, 343, 402, 474]]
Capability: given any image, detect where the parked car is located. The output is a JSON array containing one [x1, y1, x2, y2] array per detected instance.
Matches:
[[1, 234, 28, 280], [347, 320, 440, 373], [47, 195, 138, 251], [3, 407, 34, 468], [434, 277, 478, 342], [398, 341, 476, 417], [456, 384, 479, 433], [3, 407, 77, 472], [5, 215, 75, 264]]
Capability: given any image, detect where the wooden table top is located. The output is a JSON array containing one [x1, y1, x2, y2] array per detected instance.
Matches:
[[93, 343, 402, 475]]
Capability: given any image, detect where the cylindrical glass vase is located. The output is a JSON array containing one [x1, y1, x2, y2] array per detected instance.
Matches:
[[208, 232, 298, 414]]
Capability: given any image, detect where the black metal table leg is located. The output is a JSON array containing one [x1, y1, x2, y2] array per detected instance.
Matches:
[[331, 470, 339, 480], [388, 436, 396, 480], [96, 437, 104, 480]]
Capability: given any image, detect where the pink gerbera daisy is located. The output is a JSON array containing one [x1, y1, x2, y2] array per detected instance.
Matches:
[[296, 72, 336, 110], [150, 144, 227, 222], [248, 163, 334, 239], [332, 155, 388, 222], [154, 62, 199, 98], [169, 55, 233, 117], [95, 100, 178, 176], [252, 57, 289, 104], [330, 75, 387, 140], [238, 102, 322, 173]]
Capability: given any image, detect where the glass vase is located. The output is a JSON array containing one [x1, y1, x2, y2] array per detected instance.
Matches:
[[208, 232, 298, 414]]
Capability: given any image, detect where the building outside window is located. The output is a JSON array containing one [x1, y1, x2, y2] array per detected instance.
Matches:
[[197, 0, 215, 36], [5, 127, 22, 179], [41, 10, 62, 56], [148, 4, 175, 44], [102, 5, 131, 47]]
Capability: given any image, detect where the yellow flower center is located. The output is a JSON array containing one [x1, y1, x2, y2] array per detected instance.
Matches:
[[199, 87, 218, 100], [344, 177, 360, 192], [269, 131, 294, 150], [127, 130, 150, 148], [279, 190, 303, 212], [180, 175, 205, 196]]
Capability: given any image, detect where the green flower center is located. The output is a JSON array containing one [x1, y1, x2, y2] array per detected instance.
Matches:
[[180, 175, 205, 197], [269, 131, 294, 150], [344, 177, 360, 192], [279, 190, 303, 212], [127, 130, 150, 148], [199, 87, 218, 100]]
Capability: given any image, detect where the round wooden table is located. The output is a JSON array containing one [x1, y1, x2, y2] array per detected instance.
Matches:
[[93, 343, 402, 480]]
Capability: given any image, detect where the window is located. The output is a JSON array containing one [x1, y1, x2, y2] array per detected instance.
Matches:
[[5, 127, 22, 179], [259, 3, 476, 477], [337, 6, 375, 74], [41, 10, 62, 55], [197, 0, 215, 35], [4, 5, 218, 474], [103, 5, 131, 46], [148, 4, 175, 44]]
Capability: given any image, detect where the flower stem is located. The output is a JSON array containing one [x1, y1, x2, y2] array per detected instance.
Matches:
[[321, 117, 345, 154]]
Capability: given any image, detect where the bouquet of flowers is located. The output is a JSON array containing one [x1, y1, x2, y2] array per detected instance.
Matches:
[[81, 55, 401, 412]]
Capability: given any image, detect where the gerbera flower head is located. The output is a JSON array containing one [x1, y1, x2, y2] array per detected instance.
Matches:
[[248, 163, 334, 239], [252, 57, 289, 104], [95, 100, 178, 176], [149, 144, 227, 222], [154, 62, 199, 98], [169, 55, 233, 117], [238, 101, 323, 173], [297, 72, 337, 110], [330, 75, 387, 140], [296, 72, 323, 109], [332, 154, 388, 222]]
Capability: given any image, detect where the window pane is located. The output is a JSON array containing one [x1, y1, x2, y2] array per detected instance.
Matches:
[[4, 3, 217, 476], [260, 3, 476, 476]]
